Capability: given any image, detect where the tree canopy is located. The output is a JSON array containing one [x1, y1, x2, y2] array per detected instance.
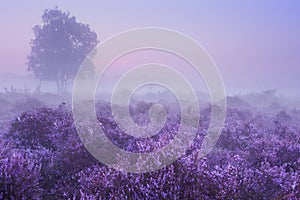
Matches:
[[27, 7, 98, 92]]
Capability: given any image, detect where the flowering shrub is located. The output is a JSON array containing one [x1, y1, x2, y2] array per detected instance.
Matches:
[[0, 98, 299, 199], [0, 148, 42, 199]]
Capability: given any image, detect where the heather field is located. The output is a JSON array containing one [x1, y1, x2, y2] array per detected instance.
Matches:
[[1, 1, 300, 199], [0, 91, 299, 199]]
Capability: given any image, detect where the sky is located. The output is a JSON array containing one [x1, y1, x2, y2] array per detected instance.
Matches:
[[0, 0, 299, 97]]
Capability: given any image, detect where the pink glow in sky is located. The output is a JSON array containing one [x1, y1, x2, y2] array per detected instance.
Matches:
[[0, 1, 299, 96]]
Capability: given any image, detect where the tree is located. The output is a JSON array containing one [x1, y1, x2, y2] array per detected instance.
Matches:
[[27, 7, 98, 92]]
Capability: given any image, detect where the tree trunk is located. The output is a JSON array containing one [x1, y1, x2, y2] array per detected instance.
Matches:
[[57, 79, 61, 92], [35, 80, 42, 94], [57, 72, 69, 93]]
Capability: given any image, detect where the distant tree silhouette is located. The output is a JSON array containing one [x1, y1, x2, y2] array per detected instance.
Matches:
[[27, 7, 98, 92]]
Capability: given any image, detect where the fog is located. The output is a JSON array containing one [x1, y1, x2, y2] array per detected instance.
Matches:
[[0, 71, 299, 111]]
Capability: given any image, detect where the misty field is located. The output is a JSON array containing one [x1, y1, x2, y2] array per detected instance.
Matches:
[[0, 90, 299, 200]]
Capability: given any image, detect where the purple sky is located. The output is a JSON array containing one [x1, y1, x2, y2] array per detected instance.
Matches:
[[0, 1, 299, 96]]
